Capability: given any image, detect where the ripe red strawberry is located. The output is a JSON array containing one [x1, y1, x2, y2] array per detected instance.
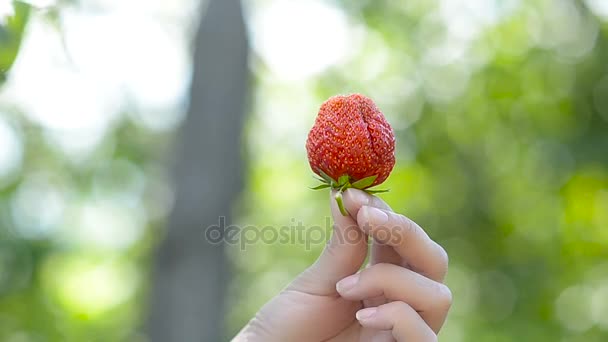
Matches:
[[306, 94, 396, 215]]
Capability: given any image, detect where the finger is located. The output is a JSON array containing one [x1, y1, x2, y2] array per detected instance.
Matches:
[[356, 302, 437, 342], [289, 190, 369, 295], [336, 263, 452, 333], [342, 189, 401, 265], [357, 206, 449, 282], [342, 188, 391, 214]]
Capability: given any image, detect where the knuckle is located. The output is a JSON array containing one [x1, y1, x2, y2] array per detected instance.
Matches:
[[404, 217, 417, 234], [395, 213, 415, 234], [433, 244, 449, 275], [373, 262, 396, 273], [388, 300, 411, 316], [437, 245, 449, 266], [433, 283, 453, 311], [370, 196, 391, 211], [362, 263, 399, 284], [372, 224, 393, 243], [358, 263, 395, 296]]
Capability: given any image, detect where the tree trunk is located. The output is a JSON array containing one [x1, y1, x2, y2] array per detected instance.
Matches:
[[145, 0, 249, 340]]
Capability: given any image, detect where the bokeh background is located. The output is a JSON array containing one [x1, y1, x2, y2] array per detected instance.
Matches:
[[1, 0, 608, 341]]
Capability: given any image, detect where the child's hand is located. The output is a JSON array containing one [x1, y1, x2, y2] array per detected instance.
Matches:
[[234, 189, 451, 342]]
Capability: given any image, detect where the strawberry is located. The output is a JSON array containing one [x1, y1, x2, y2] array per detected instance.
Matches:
[[306, 94, 396, 215]]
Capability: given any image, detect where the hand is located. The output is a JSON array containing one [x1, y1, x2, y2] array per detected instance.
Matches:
[[233, 189, 451, 341]]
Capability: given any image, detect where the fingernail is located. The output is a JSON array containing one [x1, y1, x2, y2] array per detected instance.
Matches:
[[356, 307, 377, 321], [363, 206, 389, 225], [347, 189, 369, 206], [336, 274, 359, 293]]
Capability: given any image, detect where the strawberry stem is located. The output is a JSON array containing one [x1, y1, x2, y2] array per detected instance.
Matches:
[[309, 172, 388, 216], [334, 189, 348, 216]]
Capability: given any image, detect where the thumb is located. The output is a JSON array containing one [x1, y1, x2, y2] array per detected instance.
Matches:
[[288, 189, 371, 295]]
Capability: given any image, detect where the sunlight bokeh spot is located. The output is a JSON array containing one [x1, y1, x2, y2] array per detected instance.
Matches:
[[21, 0, 56, 7], [0, 117, 23, 182], [63, 10, 191, 114], [10, 174, 65, 239], [478, 271, 517, 321], [586, 0, 608, 19], [5, 17, 120, 134], [42, 256, 137, 317], [591, 283, 608, 330], [251, 0, 354, 81], [92, 159, 146, 207], [0, 1, 12, 24], [72, 199, 146, 251], [555, 285, 594, 332], [445, 266, 479, 316]]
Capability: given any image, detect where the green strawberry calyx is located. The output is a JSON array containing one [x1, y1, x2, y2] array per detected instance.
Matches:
[[310, 170, 388, 216]]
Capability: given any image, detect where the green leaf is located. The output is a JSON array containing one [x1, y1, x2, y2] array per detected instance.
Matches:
[[312, 176, 329, 184], [309, 183, 331, 190], [317, 170, 335, 184], [365, 189, 389, 194], [0, 2, 30, 83], [337, 174, 350, 186], [351, 175, 378, 189]]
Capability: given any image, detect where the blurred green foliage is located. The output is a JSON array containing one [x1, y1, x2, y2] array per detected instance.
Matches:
[[1, 0, 608, 341]]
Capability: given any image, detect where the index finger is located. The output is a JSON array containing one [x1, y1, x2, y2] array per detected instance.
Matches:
[[357, 206, 448, 282], [342, 189, 402, 266]]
